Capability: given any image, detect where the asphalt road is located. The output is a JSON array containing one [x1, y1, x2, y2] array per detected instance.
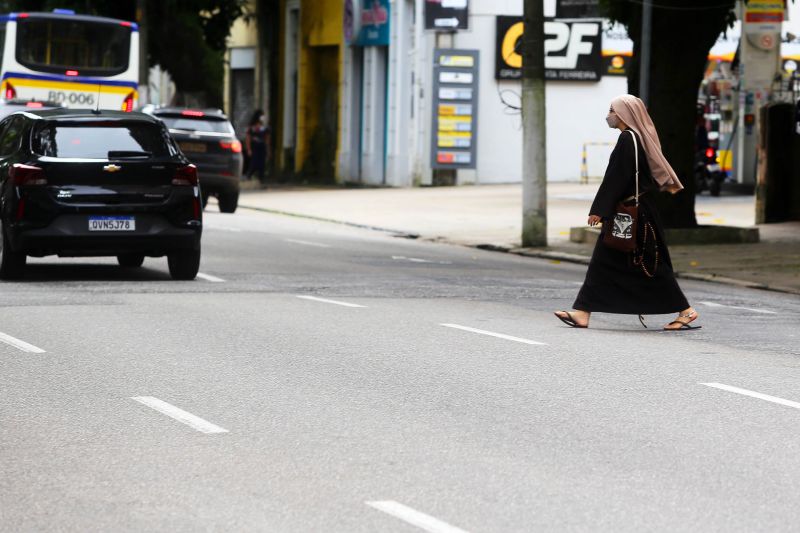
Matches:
[[2, 205, 799, 532]]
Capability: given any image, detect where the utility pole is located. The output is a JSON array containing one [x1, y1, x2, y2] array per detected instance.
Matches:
[[639, 0, 652, 104], [521, 0, 547, 247], [137, 0, 148, 106]]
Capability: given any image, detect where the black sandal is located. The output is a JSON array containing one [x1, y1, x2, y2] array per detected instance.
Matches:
[[664, 311, 701, 331], [554, 311, 588, 329]]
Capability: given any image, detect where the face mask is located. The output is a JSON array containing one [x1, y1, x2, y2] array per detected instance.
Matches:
[[606, 114, 620, 128]]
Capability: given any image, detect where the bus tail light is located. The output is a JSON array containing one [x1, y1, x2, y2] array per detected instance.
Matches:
[[121, 92, 135, 112], [10, 164, 47, 186], [172, 164, 198, 186], [219, 140, 242, 153], [4, 81, 16, 100]]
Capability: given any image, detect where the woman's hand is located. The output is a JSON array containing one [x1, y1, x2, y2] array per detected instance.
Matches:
[[587, 215, 602, 227]]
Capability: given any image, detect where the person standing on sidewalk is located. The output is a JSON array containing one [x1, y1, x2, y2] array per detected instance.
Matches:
[[245, 109, 270, 182], [555, 95, 701, 331]]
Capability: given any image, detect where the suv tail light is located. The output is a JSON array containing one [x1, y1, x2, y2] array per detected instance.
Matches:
[[705, 148, 716, 160], [121, 92, 135, 112], [172, 164, 198, 186], [10, 164, 47, 186], [4, 81, 16, 100], [219, 140, 242, 153]]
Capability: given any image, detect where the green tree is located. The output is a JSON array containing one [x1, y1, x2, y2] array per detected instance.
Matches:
[[0, 0, 247, 106], [600, 0, 736, 228]]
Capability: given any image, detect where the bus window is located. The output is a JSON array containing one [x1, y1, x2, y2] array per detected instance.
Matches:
[[15, 18, 131, 77]]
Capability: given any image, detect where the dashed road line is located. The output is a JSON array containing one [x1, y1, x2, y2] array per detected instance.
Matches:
[[296, 295, 366, 308], [366, 500, 470, 533], [131, 396, 229, 434], [440, 323, 547, 346], [698, 301, 776, 315], [0, 331, 45, 353], [284, 238, 332, 248], [700, 383, 800, 411], [197, 272, 226, 283], [392, 255, 452, 265]]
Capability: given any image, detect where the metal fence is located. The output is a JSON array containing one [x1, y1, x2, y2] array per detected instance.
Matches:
[[580, 141, 614, 184]]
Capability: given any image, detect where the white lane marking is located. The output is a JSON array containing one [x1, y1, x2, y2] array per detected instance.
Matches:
[[392, 255, 452, 265], [296, 295, 366, 308], [131, 396, 229, 434], [700, 383, 800, 411], [196, 272, 226, 283], [209, 226, 243, 233], [0, 331, 45, 353], [366, 501, 470, 533], [698, 301, 776, 315], [284, 238, 331, 248], [440, 323, 547, 346]]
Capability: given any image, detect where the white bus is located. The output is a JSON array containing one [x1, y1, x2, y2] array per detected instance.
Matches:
[[0, 9, 139, 111]]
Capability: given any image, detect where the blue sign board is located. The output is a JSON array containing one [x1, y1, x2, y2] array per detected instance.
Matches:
[[355, 0, 390, 46]]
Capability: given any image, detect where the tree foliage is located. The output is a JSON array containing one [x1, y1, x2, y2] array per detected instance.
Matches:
[[599, 0, 736, 227], [0, 0, 247, 106]]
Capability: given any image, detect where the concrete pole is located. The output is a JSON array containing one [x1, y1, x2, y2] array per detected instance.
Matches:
[[521, 0, 547, 247], [137, 0, 148, 106], [639, 0, 652, 104]]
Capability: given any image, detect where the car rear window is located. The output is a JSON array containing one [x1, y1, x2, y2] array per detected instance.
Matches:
[[33, 121, 177, 159], [156, 114, 233, 134]]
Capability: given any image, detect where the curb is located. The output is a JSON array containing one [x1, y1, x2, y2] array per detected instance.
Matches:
[[503, 246, 800, 297], [239, 203, 800, 297], [238, 204, 420, 239]]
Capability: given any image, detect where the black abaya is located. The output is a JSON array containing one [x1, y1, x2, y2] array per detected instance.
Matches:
[[573, 129, 689, 315]]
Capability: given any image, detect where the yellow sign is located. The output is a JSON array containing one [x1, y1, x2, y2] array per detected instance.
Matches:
[[501, 21, 524, 69], [438, 117, 472, 132], [440, 55, 474, 67]]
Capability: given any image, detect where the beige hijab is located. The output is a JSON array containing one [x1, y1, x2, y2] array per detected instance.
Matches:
[[611, 94, 683, 193]]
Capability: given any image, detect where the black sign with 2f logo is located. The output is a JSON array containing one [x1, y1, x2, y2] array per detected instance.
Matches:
[[495, 16, 603, 82]]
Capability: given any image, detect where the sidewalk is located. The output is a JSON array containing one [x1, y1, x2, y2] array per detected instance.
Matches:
[[236, 183, 800, 295]]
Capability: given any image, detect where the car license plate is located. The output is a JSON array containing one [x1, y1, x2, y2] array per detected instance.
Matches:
[[180, 142, 207, 153], [88, 216, 136, 231], [707, 164, 721, 172]]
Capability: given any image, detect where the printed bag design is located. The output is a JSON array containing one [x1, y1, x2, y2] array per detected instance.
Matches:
[[612, 213, 634, 239]]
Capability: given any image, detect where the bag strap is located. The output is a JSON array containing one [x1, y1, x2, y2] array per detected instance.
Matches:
[[628, 130, 640, 207]]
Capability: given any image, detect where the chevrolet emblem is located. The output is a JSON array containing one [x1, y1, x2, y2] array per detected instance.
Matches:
[[103, 164, 122, 173]]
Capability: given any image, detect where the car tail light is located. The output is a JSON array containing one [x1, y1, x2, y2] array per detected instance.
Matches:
[[9, 164, 47, 186], [25, 101, 43, 108], [219, 140, 242, 153], [121, 92, 135, 112], [65, 70, 79, 77], [181, 109, 204, 117], [193, 197, 201, 219], [172, 164, 198, 186], [15, 197, 26, 220], [4, 81, 16, 100], [705, 148, 715, 159]]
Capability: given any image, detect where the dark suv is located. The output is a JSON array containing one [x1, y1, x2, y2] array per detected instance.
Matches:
[[0, 109, 203, 280], [143, 106, 242, 213]]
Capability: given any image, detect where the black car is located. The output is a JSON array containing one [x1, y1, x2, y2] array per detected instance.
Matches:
[[143, 106, 242, 213], [0, 109, 203, 280], [0, 98, 63, 120]]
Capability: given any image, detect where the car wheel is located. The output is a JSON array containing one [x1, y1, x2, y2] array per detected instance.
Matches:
[[167, 247, 201, 280], [218, 191, 238, 213], [117, 254, 145, 268], [0, 227, 26, 280]]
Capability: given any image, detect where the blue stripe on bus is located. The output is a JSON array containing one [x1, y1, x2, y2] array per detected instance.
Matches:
[[2, 71, 138, 89]]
